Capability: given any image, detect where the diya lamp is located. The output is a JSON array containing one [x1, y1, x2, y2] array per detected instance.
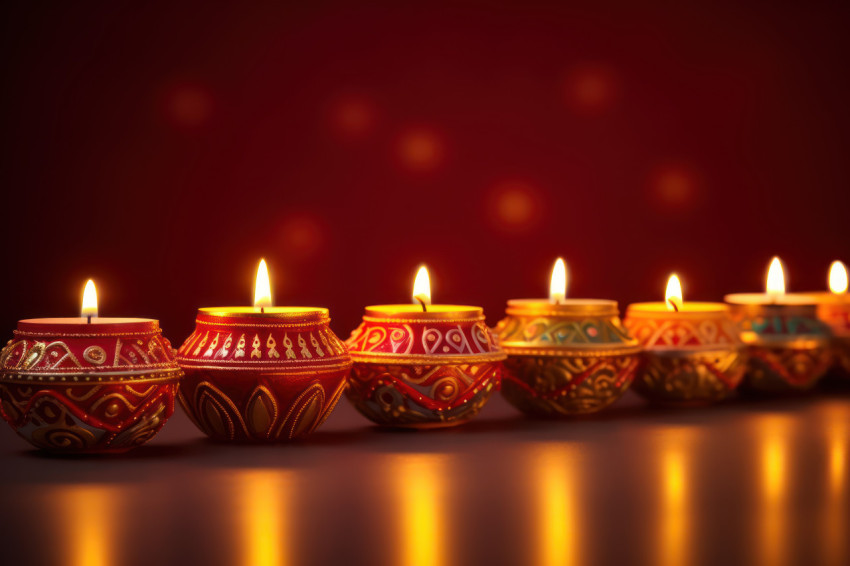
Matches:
[[176, 260, 351, 442], [345, 265, 505, 428], [812, 260, 850, 375], [624, 273, 746, 405], [494, 258, 641, 417], [0, 280, 183, 454], [724, 257, 833, 393]]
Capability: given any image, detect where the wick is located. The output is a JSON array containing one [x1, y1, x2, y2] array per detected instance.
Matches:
[[667, 299, 680, 313], [261, 307, 265, 314], [87, 315, 92, 324], [415, 297, 428, 312]]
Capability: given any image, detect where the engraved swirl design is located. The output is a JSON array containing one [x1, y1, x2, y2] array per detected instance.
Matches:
[[345, 362, 500, 428], [501, 353, 639, 416]]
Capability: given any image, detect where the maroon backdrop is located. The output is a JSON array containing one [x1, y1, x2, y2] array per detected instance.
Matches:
[[2, 2, 848, 343]]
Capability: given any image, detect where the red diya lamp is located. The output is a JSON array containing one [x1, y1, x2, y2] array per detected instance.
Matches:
[[725, 257, 833, 393], [345, 265, 506, 429], [176, 260, 351, 442], [0, 280, 182, 454], [495, 258, 641, 416], [624, 273, 746, 405], [811, 260, 850, 375]]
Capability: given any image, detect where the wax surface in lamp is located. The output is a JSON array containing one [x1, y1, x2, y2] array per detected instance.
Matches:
[[364, 265, 483, 319], [725, 256, 818, 306], [18, 279, 155, 329]]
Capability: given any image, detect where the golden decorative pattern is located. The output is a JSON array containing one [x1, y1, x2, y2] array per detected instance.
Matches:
[[345, 362, 499, 428], [0, 376, 179, 453], [178, 376, 346, 442], [632, 349, 747, 404], [741, 344, 833, 393], [501, 353, 639, 416]]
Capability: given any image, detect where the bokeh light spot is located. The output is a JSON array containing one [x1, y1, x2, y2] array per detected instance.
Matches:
[[651, 165, 700, 210], [486, 181, 543, 234], [276, 213, 326, 260], [164, 84, 213, 128], [565, 63, 619, 114], [329, 95, 375, 138], [397, 129, 444, 171]]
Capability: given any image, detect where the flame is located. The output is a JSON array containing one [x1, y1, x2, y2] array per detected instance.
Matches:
[[412, 265, 431, 306], [665, 274, 683, 312], [81, 279, 98, 319], [549, 258, 568, 304], [829, 260, 848, 294], [254, 259, 273, 309], [766, 257, 786, 295]]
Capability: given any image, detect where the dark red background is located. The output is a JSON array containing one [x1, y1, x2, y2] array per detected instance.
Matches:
[[2, 1, 848, 343]]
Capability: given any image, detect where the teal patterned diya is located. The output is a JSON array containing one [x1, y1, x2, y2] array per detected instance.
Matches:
[[725, 257, 833, 393], [494, 259, 641, 417]]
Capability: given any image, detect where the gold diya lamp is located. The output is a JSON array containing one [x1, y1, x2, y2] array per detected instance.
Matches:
[[0, 280, 183, 454], [725, 257, 833, 393], [624, 273, 746, 405], [345, 265, 505, 429], [495, 258, 640, 417], [813, 260, 850, 375], [176, 260, 352, 442]]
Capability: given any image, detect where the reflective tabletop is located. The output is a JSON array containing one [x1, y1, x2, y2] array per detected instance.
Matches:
[[1, 383, 848, 566]]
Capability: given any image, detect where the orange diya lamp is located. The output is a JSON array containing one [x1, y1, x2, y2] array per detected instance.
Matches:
[[0, 280, 183, 454], [814, 261, 850, 375], [725, 257, 833, 393], [345, 265, 505, 428], [176, 260, 352, 442], [624, 273, 746, 405], [495, 258, 641, 417]]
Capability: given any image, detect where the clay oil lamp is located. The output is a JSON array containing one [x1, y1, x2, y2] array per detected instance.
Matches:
[[724, 257, 832, 393], [0, 280, 183, 453], [345, 265, 505, 429], [495, 258, 641, 416], [625, 273, 746, 405], [176, 260, 352, 442]]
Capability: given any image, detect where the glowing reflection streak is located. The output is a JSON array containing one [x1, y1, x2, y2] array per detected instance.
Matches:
[[391, 454, 446, 566], [53, 484, 118, 566], [657, 430, 692, 566], [759, 417, 790, 566], [534, 444, 579, 566], [237, 470, 292, 566], [825, 408, 847, 566]]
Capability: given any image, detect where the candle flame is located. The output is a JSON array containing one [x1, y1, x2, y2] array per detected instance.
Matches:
[[81, 279, 98, 319], [829, 260, 848, 294], [665, 274, 683, 312], [549, 258, 568, 304], [254, 259, 273, 309], [412, 265, 432, 306], [766, 257, 786, 296]]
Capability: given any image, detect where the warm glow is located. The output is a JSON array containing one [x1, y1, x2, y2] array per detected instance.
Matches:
[[393, 454, 445, 566], [829, 260, 848, 294], [549, 258, 568, 304], [412, 265, 432, 306], [665, 274, 683, 312], [759, 418, 789, 566], [254, 259, 273, 309], [662, 448, 687, 566], [536, 445, 579, 566], [56, 484, 116, 566], [766, 257, 786, 296], [81, 279, 98, 319], [239, 471, 288, 566]]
